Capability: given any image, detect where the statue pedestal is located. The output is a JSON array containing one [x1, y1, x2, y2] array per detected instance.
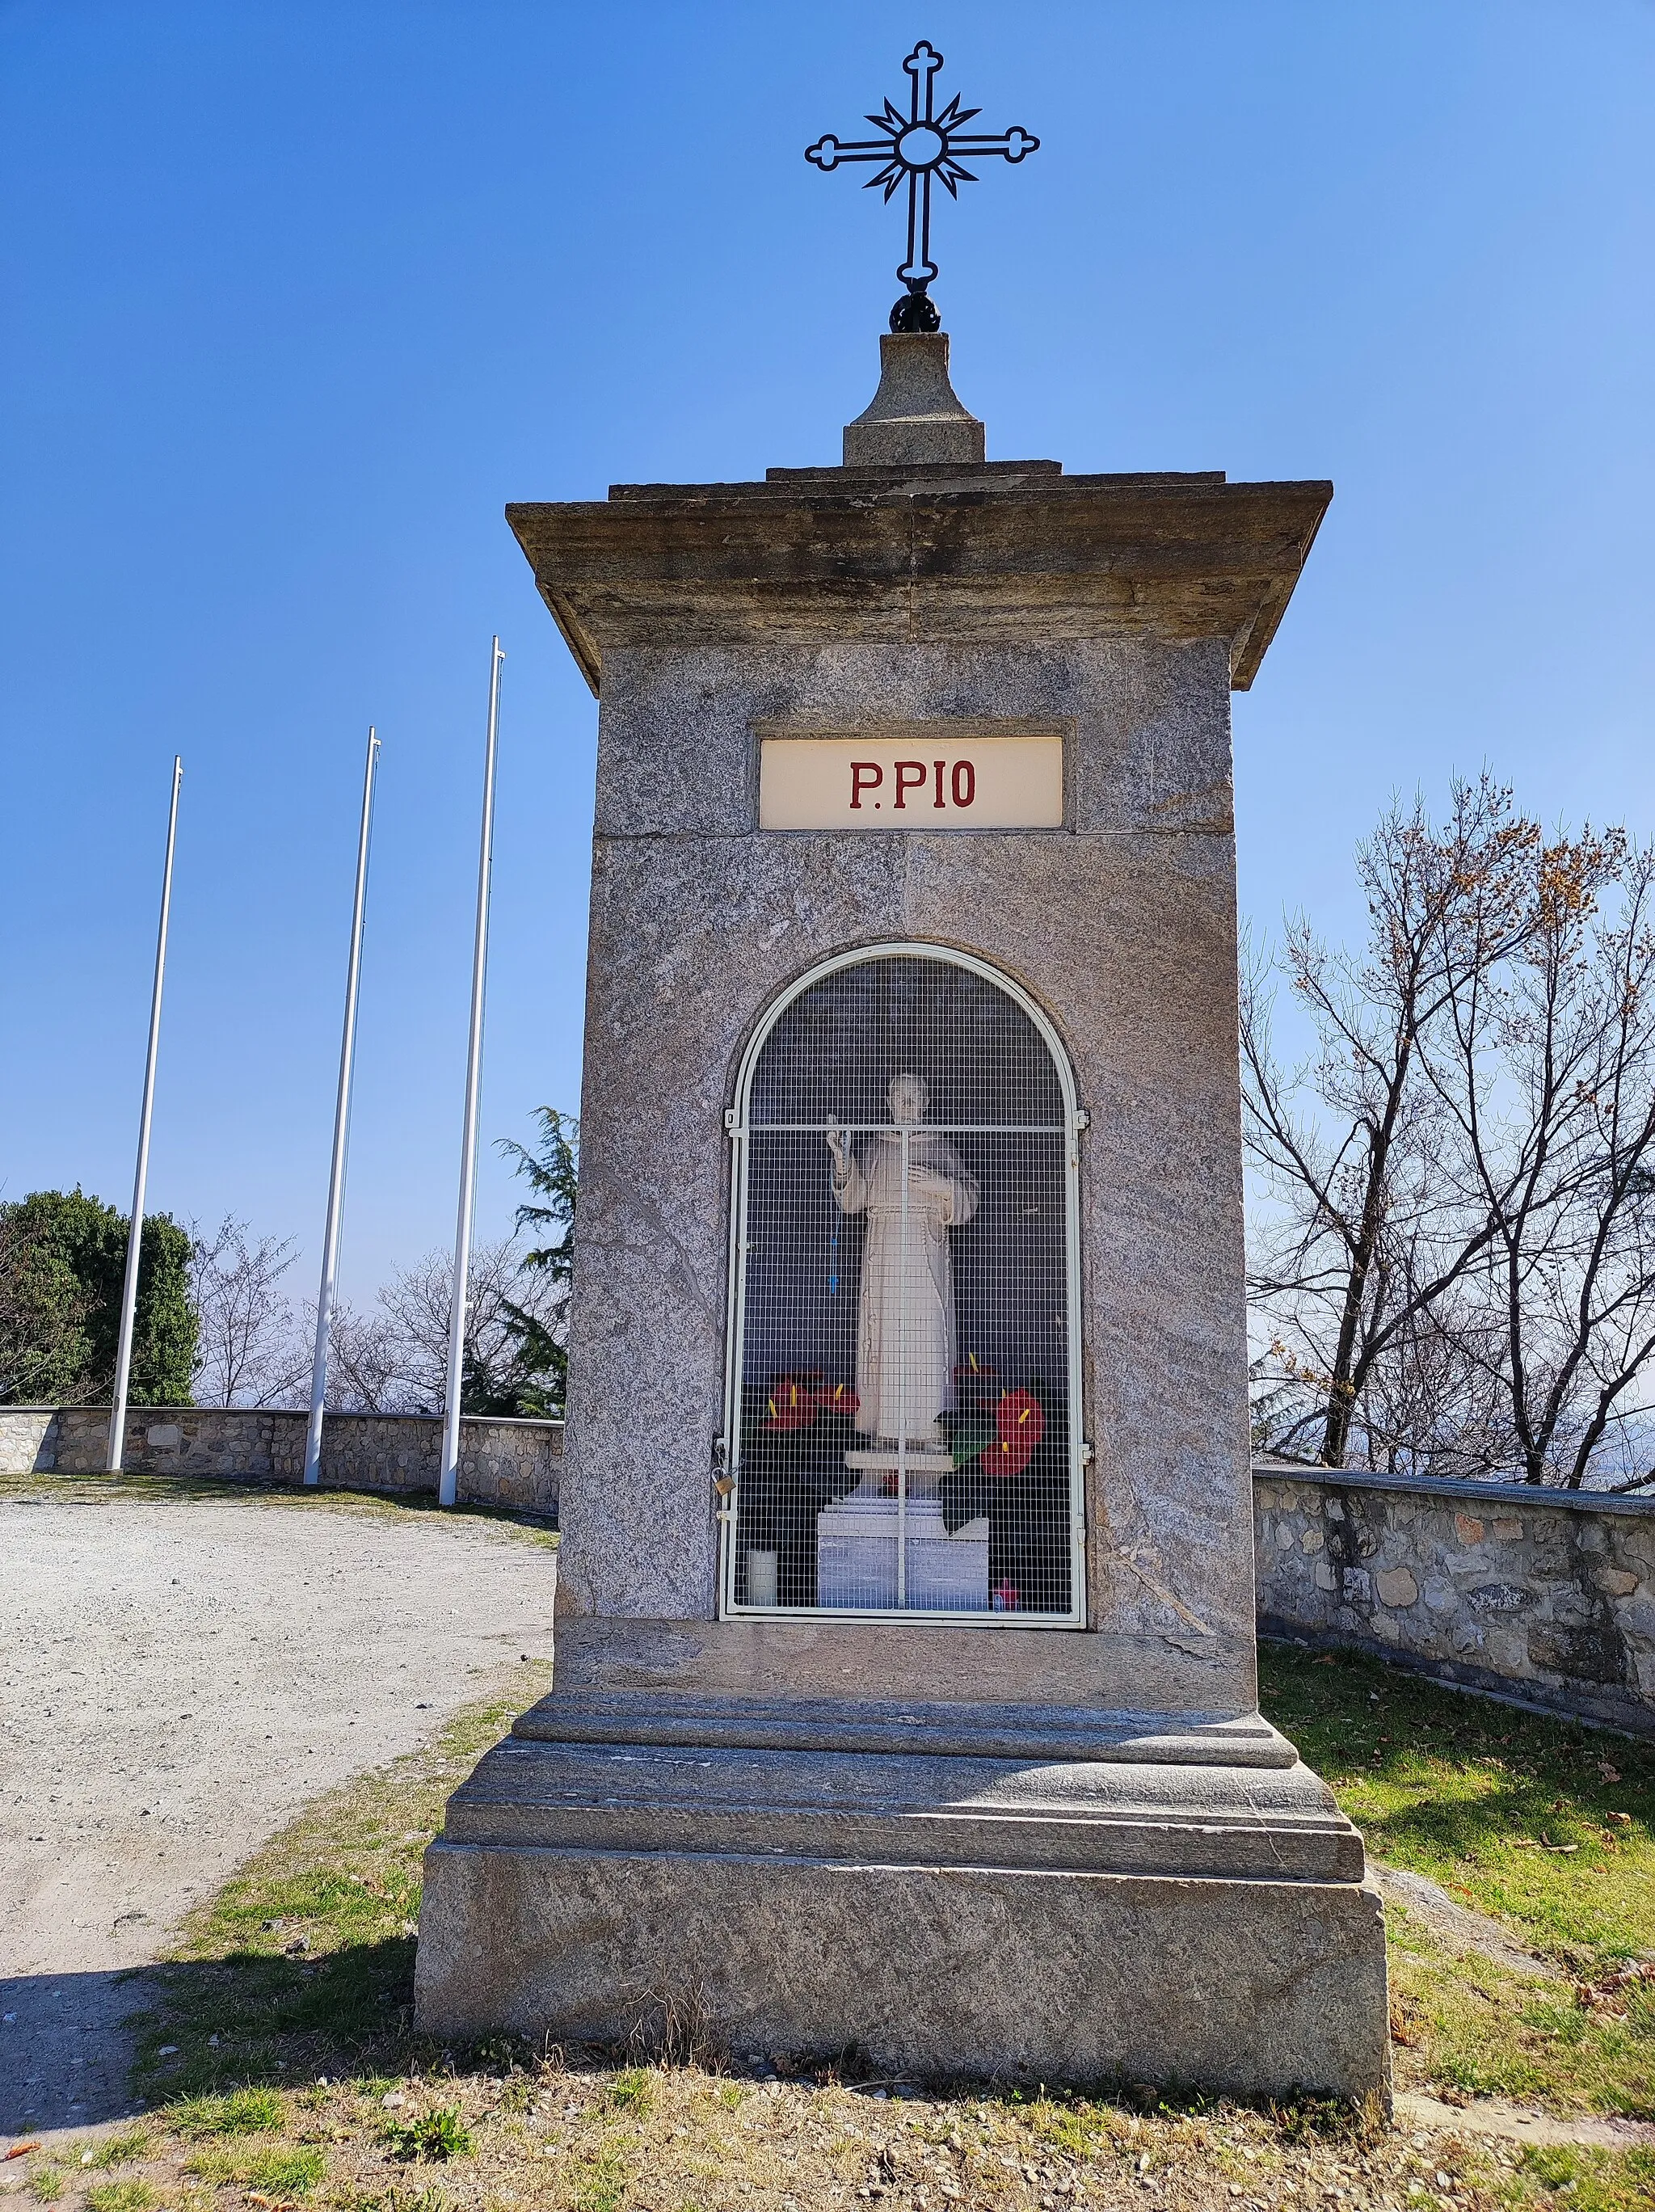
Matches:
[[817, 1491, 990, 1611]]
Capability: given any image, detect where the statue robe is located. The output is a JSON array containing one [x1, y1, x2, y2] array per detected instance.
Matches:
[[832, 1129, 979, 1443]]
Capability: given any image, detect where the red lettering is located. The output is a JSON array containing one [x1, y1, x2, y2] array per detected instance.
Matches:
[[894, 761, 927, 810], [850, 761, 882, 810], [933, 759, 946, 808], [952, 759, 976, 808]]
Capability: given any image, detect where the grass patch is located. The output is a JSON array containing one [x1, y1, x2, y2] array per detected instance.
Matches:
[[566, 2142, 629, 2212], [82, 2132, 150, 2170], [343, 2193, 450, 2212], [127, 1663, 553, 2097], [1260, 1642, 1655, 1953], [27, 2168, 65, 2203], [603, 2067, 653, 2115], [82, 2186, 156, 2212], [1259, 1642, 1655, 2120], [171, 2086, 288, 2136], [183, 2142, 325, 2193], [1514, 2143, 1655, 2212], [27, 2043, 1655, 2212]]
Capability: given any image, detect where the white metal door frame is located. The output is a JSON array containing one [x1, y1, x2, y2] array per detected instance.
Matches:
[[718, 941, 1088, 1628]]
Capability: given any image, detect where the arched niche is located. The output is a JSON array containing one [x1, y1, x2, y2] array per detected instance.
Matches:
[[722, 945, 1085, 1624]]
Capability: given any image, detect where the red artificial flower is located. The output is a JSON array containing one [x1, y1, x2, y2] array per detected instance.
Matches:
[[812, 1380, 860, 1420], [985, 1387, 1045, 1477], [763, 1376, 818, 1432], [992, 1578, 1021, 1612]]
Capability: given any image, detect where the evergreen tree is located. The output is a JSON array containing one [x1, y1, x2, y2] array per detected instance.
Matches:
[[0, 1189, 197, 1405], [491, 1108, 578, 1418]]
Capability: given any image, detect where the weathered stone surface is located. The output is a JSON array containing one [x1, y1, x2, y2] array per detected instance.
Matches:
[[419, 430, 1381, 2099], [1596, 1567, 1640, 1597], [1528, 1620, 1625, 1685], [541, 1616, 1257, 1736], [512, 1668, 1295, 1765], [0, 1405, 59, 1472], [1375, 1567, 1418, 1610], [559, 633, 1257, 1689], [415, 1839, 1388, 2100], [843, 332, 985, 466], [438, 1737, 1362, 1875], [508, 466, 1331, 695], [1255, 1463, 1655, 1731]]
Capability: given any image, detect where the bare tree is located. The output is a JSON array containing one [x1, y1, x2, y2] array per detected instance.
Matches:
[[1244, 776, 1536, 1468], [1248, 778, 1655, 1490], [1422, 831, 1655, 1487], [319, 1293, 404, 1414], [188, 1216, 309, 1407], [317, 1241, 566, 1416]]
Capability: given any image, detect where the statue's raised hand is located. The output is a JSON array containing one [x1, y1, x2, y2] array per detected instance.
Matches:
[[825, 1119, 851, 1179]]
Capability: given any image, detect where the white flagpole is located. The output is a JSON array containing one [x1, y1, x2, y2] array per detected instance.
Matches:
[[303, 726, 381, 1486], [440, 638, 504, 1507], [107, 755, 183, 1473]]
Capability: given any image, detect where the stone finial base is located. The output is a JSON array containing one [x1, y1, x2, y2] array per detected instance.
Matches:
[[843, 333, 986, 466]]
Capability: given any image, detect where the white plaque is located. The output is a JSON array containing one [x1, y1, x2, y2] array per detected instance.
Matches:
[[759, 730, 1064, 831]]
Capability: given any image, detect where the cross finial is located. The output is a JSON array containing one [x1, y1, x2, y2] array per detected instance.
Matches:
[[806, 40, 1039, 332]]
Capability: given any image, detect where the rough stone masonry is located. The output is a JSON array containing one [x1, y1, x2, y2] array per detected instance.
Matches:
[[1256, 1460, 1655, 1734], [414, 332, 1389, 2097]]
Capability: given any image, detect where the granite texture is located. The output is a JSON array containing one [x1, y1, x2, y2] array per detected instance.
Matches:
[[541, 1616, 1255, 1735], [419, 445, 1383, 2097], [434, 1736, 1360, 1875], [507, 464, 1331, 693], [1255, 1462, 1655, 1734], [558, 630, 1254, 1724], [415, 1839, 1388, 2098], [842, 332, 986, 466]]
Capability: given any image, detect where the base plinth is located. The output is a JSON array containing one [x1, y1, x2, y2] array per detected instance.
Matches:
[[415, 1728, 1389, 2100]]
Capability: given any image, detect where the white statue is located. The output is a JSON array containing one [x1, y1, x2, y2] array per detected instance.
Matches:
[[826, 1073, 980, 1447]]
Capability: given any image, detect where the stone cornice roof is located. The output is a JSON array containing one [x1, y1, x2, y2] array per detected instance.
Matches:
[[507, 464, 1333, 698]]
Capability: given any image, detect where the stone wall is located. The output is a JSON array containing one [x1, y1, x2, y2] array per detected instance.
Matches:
[[0, 1405, 562, 1519], [1254, 1460, 1655, 1734]]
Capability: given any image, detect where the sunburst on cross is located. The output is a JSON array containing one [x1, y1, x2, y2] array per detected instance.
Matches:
[[806, 40, 1039, 333]]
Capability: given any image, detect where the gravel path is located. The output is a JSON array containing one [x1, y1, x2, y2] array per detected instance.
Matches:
[[0, 1486, 556, 2138]]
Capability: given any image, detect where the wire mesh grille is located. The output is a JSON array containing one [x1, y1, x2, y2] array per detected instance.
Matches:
[[726, 952, 1080, 1621]]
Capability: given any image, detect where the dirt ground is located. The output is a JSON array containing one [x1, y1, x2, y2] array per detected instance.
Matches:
[[0, 1483, 556, 2135]]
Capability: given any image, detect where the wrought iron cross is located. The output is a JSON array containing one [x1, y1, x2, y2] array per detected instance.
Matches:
[[806, 40, 1039, 333]]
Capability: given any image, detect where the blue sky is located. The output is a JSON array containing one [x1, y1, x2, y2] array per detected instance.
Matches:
[[2, 1, 1653, 1304]]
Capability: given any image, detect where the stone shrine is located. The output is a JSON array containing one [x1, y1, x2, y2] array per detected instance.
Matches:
[[413, 316, 1389, 2090]]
